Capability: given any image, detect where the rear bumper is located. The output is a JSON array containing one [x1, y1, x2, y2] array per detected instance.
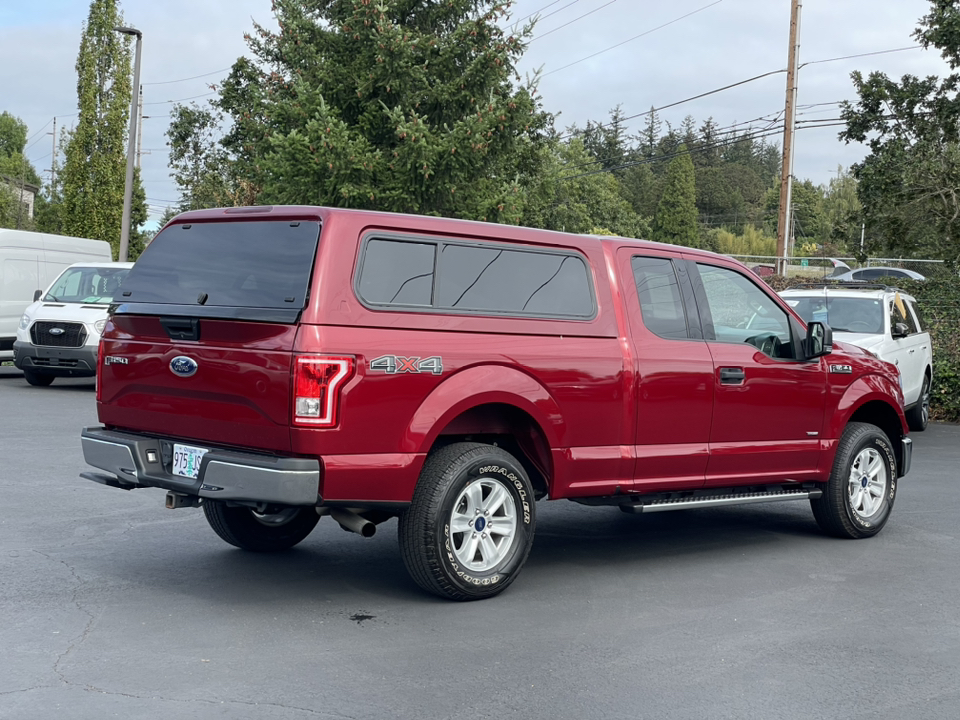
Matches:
[[13, 340, 97, 377], [80, 427, 321, 506]]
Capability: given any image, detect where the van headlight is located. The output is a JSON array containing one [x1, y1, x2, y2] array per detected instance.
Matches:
[[18, 314, 30, 330], [94, 319, 107, 334]]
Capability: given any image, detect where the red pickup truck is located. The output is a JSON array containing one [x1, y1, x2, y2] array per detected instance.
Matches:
[[81, 206, 911, 600]]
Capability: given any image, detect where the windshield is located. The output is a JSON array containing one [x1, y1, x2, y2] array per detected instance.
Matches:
[[43, 266, 130, 304], [117, 220, 320, 309], [784, 295, 885, 334]]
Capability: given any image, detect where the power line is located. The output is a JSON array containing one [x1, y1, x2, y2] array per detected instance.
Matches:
[[558, 66, 786, 140], [536, 0, 585, 23], [531, 0, 620, 43], [143, 66, 232, 86], [513, 0, 570, 24], [543, 0, 723, 76], [143, 91, 217, 107], [799, 45, 922, 68]]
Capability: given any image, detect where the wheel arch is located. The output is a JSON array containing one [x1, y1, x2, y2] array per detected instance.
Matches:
[[846, 400, 906, 471], [404, 365, 563, 498]]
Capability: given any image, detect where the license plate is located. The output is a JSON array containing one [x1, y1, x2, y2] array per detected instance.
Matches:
[[172, 444, 208, 479]]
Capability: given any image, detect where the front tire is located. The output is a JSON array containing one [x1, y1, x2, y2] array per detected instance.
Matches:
[[811, 422, 897, 538], [23, 369, 54, 386], [906, 374, 930, 432], [399, 443, 536, 601], [203, 501, 319, 552]]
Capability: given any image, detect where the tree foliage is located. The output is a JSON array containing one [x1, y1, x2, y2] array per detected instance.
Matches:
[[0, 111, 43, 230], [841, 0, 960, 266], [59, 0, 146, 257], [653, 147, 699, 247], [182, 0, 551, 224]]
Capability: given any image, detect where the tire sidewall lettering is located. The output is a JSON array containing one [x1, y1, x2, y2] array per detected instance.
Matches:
[[847, 435, 897, 530]]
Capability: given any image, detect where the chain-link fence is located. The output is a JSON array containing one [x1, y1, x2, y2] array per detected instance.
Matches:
[[726, 255, 952, 280]]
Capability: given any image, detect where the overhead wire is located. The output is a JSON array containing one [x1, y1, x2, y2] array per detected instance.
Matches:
[[530, 0, 620, 43], [543, 0, 724, 76]]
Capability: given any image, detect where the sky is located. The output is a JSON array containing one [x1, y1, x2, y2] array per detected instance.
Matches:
[[0, 0, 952, 229]]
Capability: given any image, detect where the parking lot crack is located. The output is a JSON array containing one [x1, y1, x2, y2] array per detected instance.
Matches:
[[32, 549, 99, 685]]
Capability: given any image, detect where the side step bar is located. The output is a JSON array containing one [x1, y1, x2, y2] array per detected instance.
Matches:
[[621, 488, 822, 514]]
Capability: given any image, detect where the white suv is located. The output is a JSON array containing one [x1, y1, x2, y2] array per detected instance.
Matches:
[[780, 285, 933, 430], [13, 262, 133, 386]]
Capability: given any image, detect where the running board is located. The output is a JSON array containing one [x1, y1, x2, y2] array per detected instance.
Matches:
[[621, 488, 822, 514]]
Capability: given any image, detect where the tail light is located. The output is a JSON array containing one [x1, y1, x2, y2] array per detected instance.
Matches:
[[95, 340, 104, 402], [293, 356, 355, 427]]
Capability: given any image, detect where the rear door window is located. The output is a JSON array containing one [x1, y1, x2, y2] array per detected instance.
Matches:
[[118, 221, 321, 310], [630, 256, 689, 339]]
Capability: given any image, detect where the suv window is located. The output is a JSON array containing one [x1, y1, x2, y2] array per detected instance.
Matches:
[[696, 264, 793, 357], [119, 221, 320, 309], [359, 238, 594, 318], [890, 296, 916, 334], [907, 299, 925, 332], [631, 256, 688, 339]]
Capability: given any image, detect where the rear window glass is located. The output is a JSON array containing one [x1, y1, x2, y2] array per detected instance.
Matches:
[[118, 221, 320, 309], [631, 256, 688, 339], [358, 237, 594, 318]]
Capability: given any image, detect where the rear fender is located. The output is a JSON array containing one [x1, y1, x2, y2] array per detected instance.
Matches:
[[403, 365, 564, 455]]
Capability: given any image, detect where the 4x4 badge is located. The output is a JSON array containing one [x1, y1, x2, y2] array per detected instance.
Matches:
[[370, 355, 443, 375], [830, 364, 853, 374]]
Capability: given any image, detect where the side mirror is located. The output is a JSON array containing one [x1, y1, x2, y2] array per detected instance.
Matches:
[[805, 321, 833, 359], [33, 289, 42, 302], [891, 322, 910, 338]]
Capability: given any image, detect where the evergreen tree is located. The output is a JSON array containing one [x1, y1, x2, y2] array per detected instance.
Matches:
[[639, 108, 661, 159], [0, 112, 43, 229], [209, 0, 551, 223], [59, 0, 145, 256], [653, 146, 699, 247]]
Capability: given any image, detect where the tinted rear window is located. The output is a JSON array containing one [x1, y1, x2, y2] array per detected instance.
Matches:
[[118, 221, 320, 309], [358, 237, 594, 319]]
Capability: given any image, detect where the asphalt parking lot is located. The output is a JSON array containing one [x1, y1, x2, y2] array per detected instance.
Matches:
[[1, 367, 958, 720]]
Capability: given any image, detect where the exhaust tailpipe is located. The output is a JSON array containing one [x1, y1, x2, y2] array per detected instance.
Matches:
[[330, 508, 376, 538]]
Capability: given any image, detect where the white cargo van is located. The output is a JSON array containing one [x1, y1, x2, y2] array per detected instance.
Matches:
[[0, 229, 112, 361], [14, 261, 133, 385]]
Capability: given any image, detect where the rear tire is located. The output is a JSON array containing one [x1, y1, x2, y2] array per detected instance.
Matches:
[[202, 501, 319, 552], [24, 370, 54, 386], [398, 442, 536, 601], [811, 422, 897, 539], [906, 374, 930, 432]]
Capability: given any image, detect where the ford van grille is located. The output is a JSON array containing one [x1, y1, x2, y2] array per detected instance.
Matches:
[[31, 322, 87, 348]]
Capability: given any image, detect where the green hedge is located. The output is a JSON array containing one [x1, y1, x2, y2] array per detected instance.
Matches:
[[766, 275, 960, 423]]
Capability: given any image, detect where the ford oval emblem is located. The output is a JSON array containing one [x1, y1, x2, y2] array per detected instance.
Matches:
[[49, 328, 65, 335], [169, 356, 198, 378]]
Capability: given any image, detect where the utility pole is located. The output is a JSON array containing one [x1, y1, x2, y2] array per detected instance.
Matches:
[[50, 117, 57, 188], [136, 86, 146, 168], [115, 26, 142, 262], [776, 0, 802, 276]]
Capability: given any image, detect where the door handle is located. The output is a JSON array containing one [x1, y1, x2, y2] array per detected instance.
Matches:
[[909, 349, 916, 353], [719, 367, 745, 384]]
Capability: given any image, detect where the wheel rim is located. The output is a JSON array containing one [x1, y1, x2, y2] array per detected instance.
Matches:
[[251, 507, 300, 527], [847, 448, 888, 520], [448, 477, 518, 572]]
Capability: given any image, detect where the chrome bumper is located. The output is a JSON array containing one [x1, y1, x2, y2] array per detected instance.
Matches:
[[80, 427, 321, 506]]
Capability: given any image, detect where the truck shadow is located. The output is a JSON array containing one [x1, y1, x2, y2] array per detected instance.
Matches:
[[92, 501, 828, 605]]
